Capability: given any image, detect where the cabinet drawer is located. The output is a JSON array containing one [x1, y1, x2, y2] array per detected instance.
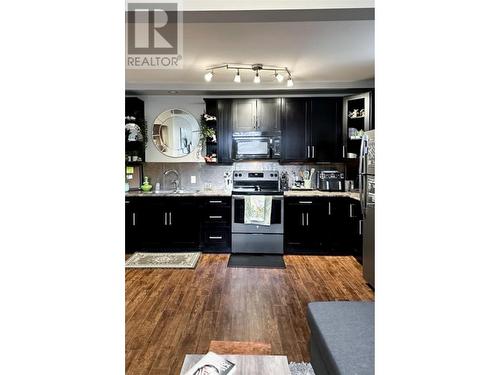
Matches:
[[202, 228, 231, 252], [202, 207, 231, 224]]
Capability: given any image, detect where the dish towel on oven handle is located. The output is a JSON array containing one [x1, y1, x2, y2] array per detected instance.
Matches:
[[244, 195, 272, 226]]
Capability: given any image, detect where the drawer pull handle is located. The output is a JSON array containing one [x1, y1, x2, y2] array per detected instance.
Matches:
[[209, 200, 222, 204], [132, 213, 135, 226], [299, 201, 313, 204], [209, 236, 223, 240], [209, 215, 222, 219]]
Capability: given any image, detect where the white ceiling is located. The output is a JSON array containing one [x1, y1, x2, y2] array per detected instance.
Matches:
[[126, 6, 374, 92]]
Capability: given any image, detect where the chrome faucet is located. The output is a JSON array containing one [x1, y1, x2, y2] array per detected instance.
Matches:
[[163, 169, 180, 191]]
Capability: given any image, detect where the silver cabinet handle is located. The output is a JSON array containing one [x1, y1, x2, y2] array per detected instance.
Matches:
[[299, 201, 313, 204], [125, 200, 130, 204], [132, 213, 135, 226], [349, 203, 355, 218], [307, 146, 310, 158], [164, 212, 168, 226], [359, 220, 363, 235], [209, 215, 222, 219], [301, 212, 304, 226], [169, 212, 172, 226], [328, 202, 331, 215], [209, 236, 223, 240], [343, 146, 346, 158], [209, 200, 222, 204], [312, 145, 315, 158], [306, 212, 309, 226]]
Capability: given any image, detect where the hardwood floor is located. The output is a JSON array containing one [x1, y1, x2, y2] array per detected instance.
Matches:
[[126, 254, 374, 375]]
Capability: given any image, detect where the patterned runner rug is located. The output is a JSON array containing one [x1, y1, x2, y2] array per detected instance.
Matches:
[[125, 252, 201, 268]]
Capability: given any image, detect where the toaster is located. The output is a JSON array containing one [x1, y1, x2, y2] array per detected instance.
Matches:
[[318, 170, 345, 191]]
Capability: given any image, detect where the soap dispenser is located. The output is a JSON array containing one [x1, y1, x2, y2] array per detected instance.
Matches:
[[140, 176, 152, 192]]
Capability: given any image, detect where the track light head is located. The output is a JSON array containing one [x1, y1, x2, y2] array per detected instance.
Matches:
[[254, 70, 260, 84], [275, 71, 284, 83], [287, 76, 294, 87], [204, 71, 213, 82], [234, 69, 241, 83]]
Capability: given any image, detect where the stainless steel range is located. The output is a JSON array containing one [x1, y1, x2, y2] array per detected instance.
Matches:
[[231, 170, 284, 254]]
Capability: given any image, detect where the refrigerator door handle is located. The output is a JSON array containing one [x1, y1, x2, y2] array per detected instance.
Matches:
[[359, 173, 366, 214]]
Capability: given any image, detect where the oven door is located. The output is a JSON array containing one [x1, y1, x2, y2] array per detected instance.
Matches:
[[232, 137, 271, 160], [231, 195, 284, 234]]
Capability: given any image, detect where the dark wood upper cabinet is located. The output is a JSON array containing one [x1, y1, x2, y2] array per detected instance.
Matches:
[[310, 97, 342, 162], [232, 98, 281, 132], [281, 98, 309, 162], [232, 99, 257, 132], [281, 97, 342, 162], [205, 92, 372, 164], [256, 98, 281, 132]]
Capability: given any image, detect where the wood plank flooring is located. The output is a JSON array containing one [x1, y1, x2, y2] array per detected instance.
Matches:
[[126, 255, 374, 375]]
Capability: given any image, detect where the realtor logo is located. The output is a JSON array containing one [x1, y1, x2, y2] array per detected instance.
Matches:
[[126, 1, 183, 69]]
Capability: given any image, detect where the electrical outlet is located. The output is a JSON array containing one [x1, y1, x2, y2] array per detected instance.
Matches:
[[190, 175, 196, 184]]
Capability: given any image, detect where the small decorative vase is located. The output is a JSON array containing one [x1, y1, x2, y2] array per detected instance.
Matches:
[[141, 176, 152, 192]]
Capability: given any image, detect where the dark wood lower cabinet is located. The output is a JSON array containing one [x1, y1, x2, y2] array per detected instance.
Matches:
[[126, 196, 361, 258], [125, 196, 231, 253], [285, 197, 362, 258]]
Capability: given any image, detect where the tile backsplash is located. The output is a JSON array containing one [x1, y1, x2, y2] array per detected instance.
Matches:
[[143, 162, 346, 191]]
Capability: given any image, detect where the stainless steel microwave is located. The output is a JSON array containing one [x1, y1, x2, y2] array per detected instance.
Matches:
[[232, 132, 281, 160]]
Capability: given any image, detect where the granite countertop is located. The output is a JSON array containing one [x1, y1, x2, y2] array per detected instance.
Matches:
[[284, 190, 361, 200], [125, 189, 231, 197]]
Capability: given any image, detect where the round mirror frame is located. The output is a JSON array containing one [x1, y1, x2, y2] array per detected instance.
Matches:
[[152, 109, 200, 158]]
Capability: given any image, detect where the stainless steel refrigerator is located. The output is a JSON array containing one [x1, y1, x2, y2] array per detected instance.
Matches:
[[359, 130, 375, 288]]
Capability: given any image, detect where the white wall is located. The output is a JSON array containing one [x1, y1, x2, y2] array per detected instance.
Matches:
[[140, 95, 206, 162]]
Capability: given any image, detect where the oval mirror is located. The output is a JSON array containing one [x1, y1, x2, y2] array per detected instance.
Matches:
[[152, 109, 200, 158]]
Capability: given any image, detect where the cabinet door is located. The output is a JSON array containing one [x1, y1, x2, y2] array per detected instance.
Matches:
[[323, 198, 351, 253], [131, 198, 169, 250], [310, 98, 342, 162], [256, 98, 281, 132], [169, 199, 200, 247], [281, 98, 309, 161], [285, 199, 322, 249], [216, 99, 233, 164], [285, 202, 310, 246], [232, 99, 256, 132]]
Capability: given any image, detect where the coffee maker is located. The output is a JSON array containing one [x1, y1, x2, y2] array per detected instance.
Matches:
[[317, 170, 345, 191]]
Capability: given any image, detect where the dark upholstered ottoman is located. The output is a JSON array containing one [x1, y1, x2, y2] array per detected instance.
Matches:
[[307, 301, 374, 375]]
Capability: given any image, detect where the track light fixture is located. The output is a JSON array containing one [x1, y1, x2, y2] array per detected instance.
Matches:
[[204, 63, 293, 86]]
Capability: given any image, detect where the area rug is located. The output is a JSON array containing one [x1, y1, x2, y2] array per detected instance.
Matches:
[[227, 254, 286, 269], [125, 252, 201, 268], [289, 362, 315, 375]]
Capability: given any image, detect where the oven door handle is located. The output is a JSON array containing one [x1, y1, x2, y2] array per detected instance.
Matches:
[[232, 195, 283, 200]]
